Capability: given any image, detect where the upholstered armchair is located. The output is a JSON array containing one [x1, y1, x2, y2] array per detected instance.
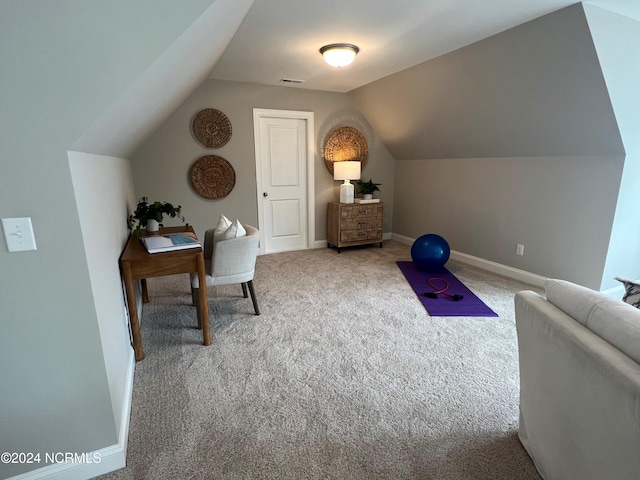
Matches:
[[190, 224, 260, 321]]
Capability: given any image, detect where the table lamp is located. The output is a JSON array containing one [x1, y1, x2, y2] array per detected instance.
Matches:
[[334, 161, 361, 204]]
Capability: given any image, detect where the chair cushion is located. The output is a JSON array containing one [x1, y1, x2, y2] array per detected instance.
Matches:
[[615, 277, 640, 309]]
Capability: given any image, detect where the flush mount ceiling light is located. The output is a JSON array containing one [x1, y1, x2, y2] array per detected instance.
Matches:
[[320, 43, 360, 67]]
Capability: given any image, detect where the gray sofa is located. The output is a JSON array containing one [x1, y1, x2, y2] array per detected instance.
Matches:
[[515, 279, 640, 480]]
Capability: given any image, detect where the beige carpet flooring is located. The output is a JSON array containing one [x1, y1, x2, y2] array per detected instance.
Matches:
[[97, 240, 543, 479]]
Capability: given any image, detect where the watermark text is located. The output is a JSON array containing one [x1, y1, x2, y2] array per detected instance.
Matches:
[[1, 451, 101, 464]]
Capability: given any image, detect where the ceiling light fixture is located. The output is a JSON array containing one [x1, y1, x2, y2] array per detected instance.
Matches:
[[320, 43, 360, 68]]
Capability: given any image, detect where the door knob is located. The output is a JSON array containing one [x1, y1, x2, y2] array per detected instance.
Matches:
[[263, 192, 268, 197]]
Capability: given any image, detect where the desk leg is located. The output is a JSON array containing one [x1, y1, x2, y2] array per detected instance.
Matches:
[[141, 278, 149, 303], [122, 262, 144, 361], [197, 253, 211, 346]]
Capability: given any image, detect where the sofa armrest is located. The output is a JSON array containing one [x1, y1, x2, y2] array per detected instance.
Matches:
[[515, 290, 640, 480]]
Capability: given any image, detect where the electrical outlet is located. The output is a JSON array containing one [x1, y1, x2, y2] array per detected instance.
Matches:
[[516, 243, 525, 256]]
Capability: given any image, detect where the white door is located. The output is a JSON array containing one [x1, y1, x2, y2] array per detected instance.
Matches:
[[253, 109, 315, 254]]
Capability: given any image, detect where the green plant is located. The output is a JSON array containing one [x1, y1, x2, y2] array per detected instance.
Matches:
[[127, 196, 185, 230], [356, 179, 381, 195]]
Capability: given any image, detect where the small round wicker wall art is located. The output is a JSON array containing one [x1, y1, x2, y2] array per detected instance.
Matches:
[[323, 126, 368, 174], [192, 108, 232, 148], [190, 155, 236, 199]]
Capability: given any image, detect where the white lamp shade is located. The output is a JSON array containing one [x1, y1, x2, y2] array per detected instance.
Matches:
[[334, 161, 360, 204], [333, 161, 361, 181], [320, 44, 359, 67]]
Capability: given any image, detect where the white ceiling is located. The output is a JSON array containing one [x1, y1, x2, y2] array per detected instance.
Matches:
[[209, 0, 640, 93]]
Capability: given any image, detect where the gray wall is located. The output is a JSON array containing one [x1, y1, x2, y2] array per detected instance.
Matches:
[[0, 1, 245, 477], [350, 4, 623, 160], [68, 152, 137, 441], [131, 79, 396, 243], [350, 3, 627, 290], [392, 155, 622, 287], [585, 5, 640, 290]]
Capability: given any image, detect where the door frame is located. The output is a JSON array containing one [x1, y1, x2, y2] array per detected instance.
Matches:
[[253, 108, 315, 255]]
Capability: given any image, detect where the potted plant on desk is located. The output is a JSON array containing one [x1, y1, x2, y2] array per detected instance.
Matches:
[[127, 196, 185, 233], [356, 179, 381, 200]]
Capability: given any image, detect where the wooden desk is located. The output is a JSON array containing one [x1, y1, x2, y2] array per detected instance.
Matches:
[[120, 226, 210, 361]]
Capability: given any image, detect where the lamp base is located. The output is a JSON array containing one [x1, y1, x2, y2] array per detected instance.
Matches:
[[339, 183, 355, 204]]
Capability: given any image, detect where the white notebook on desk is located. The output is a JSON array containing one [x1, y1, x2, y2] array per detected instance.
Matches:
[[140, 232, 201, 254]]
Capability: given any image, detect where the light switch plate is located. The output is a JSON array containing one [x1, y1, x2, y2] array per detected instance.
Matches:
[[2, 217, 37, 252]]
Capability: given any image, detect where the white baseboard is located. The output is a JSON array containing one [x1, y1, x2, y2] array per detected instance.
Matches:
[[449, 250, 546, 288], [392, 233, 546, 288], [9, 351, 135, 480], [390, 233, 414, 247]]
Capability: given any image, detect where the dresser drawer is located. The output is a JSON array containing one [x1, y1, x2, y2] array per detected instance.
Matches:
[[341, 228, 382, 243], [341, 216, 380, 230], [327, 201, 384, 252], [340, 204, 382, 219]]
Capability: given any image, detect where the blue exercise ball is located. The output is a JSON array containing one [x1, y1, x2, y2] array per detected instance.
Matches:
[[411, 234, 450, 272]]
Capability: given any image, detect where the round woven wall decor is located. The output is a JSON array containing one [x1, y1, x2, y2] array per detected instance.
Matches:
[[192, 108, 232, 148], [190, 155, 235, 199], [323, 126, 368, 174]]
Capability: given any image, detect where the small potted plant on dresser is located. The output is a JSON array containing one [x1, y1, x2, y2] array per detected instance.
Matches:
[[127, 196, 185, 233], [355, 179, 381, 203]]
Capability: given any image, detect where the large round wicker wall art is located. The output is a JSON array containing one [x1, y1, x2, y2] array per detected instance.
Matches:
[[323, 126, 368, 174], [192, 108, 232, 148], [190, 155, 235, 199]]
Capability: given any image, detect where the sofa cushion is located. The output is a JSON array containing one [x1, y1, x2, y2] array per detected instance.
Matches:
[[615, 277, 640, 309], [546, 279, 640, 364]]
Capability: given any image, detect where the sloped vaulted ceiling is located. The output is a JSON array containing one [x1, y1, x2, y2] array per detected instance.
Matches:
[[349, 3, 624, 160], [72, 0, 254, 159]]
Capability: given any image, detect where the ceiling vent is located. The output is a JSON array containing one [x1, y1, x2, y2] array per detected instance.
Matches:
[[280, 78, 304, 84]]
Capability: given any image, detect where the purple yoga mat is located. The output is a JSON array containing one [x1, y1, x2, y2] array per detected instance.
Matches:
[[396, 261, 498, 317]]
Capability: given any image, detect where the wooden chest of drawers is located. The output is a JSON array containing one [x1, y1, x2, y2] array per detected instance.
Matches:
[[327, 202, 383, 252]]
